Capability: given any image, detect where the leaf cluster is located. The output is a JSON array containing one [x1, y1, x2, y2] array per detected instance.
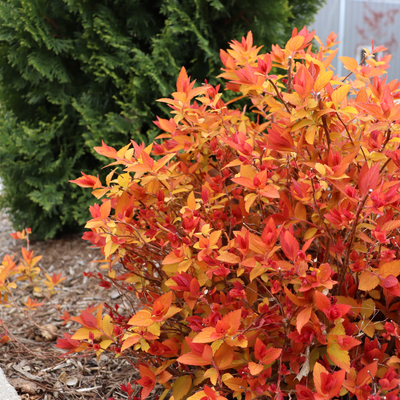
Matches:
[[60, 28, 400, 400]]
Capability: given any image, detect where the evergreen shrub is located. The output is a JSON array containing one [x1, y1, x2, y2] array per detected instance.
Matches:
[[0, 0, 323, 239]]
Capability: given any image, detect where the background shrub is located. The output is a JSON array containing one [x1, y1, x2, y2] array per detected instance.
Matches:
[[0, 0, 323, 239]]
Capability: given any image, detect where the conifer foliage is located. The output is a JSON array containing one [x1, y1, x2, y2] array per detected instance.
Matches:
[[0, 0, 323, 239]]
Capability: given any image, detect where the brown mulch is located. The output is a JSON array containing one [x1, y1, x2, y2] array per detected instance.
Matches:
[[0, 228, 142, 400]]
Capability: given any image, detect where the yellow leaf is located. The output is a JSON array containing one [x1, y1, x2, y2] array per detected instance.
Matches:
[[100, 339, 113, 350], [331, 84, 351, 105], [223, 159, 243, 170], [102, 315, 114, 337], [187, 391, 212, 400], [250, 264, 265, 282], [204, 368, 218, 385], [108, 270, 115, 279], [223, 377, 246, 392], [209, 230, 222, 246], [360, 299, 375, 319], [71, 327, 102, 341], [358, 319, 375, 338], [178, 259, 192, 273], [327, 342, 350, 371], [291, 119, 312, 132], [340, 106, 358, 114], [314, 71, 333, 93], [104, 240, 118, 259], [304, 228, 318, 240], [244, 193, 258, 213], [330, 322, 346, 336], [358, 271, 380, 291], [315, 163, 326, 176], [336, 296, 359, 314], [173, 376, 192, 400]]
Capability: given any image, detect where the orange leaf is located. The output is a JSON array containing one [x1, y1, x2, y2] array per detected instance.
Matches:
[[259, 185, 280, 199], [356, 103, 384, 120], [224, 309, 242, 336], [100, 200, 111, 219], [216, 252, 241, 264], [128, 310, 153, 327], [248, 362, 263, 376], [286, 35, 305, 53], [315, 291, 330, 311], [261, 347, 282, 365], [313, 362, 328, 395], [94, 141, 117, 159], [379, 260, 400, 279], [187, 191, 197, 211], [339, 56, 359, 72], [296, 307, 312, 333], [358, 271, 380, 291], [356, 361, 377, 386], [284, 286, 311, 306], [214, 343, 234, 370], [121, 334, 141, 352], [177, 352, 211, 366], [193, 327, 216, 343]]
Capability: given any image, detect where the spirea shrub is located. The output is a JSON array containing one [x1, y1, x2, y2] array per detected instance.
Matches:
[[60, 27, 400, 400]]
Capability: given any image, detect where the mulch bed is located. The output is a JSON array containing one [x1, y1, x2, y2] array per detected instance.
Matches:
[[0, 228, 143, 400]]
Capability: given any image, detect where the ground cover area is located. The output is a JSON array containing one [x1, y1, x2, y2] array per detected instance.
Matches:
[[0, 212, 145, 399]]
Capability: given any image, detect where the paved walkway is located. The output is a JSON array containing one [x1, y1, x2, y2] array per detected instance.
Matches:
[[0, 367, 20, 400]]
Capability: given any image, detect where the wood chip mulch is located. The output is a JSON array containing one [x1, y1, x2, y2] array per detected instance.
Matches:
[[0, 213, 145, 400]]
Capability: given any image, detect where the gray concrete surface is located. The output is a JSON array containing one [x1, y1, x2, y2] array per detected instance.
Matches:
[[0, 367, 20, 400]]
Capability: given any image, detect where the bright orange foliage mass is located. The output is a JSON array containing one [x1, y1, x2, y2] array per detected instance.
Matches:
[[63, 27, 400, 400]]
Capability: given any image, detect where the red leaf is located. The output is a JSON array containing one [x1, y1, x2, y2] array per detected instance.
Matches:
[[358, 163, 380, 196], [383, 275, 398, 288], [80, 311, 99, 329], [69, 172, 102, 189], [254, 338, 267, 361], [280, 230, 299, 261]]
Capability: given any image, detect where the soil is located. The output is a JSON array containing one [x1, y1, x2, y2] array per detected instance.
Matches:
[[0, 211, 142, 400]]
